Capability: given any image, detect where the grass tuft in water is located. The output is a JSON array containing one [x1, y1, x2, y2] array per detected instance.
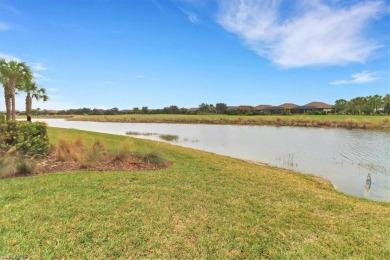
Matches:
[[159, 134, 179, 142]]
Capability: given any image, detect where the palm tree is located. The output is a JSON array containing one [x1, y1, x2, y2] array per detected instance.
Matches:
[[0, 59, 12, 121], [0, 59, 33, 120], [24, 81, 49, 121]]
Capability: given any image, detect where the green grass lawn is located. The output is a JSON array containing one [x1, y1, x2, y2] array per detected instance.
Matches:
[[1, 128, 389, 258]]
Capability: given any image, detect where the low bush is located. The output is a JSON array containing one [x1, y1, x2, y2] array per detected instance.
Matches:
[[0, 121, 50, 156]]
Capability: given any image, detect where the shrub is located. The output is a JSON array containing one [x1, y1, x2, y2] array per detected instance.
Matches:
[[0, 121, 50, 156], [0, 114, 5, 124], [16, 122, 50, 156]]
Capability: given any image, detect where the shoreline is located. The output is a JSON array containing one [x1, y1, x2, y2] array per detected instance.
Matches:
[[55, 114, 390, 130], [1, 127, 389, 258]]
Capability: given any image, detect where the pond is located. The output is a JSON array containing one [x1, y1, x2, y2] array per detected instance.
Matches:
[[36, 119, 390, 202]]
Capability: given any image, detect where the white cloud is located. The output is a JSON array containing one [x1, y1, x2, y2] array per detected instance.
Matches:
[[104, 80, 115, 85], [217, 0, 387, 67], [330, 71, 380, 85], [135, 74, 144, 79]]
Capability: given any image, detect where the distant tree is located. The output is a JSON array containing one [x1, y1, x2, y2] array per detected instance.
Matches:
[[349, 97, 366, 114], [141, 106, 149, 114], [168, 105, 180, 114], [132, 107, 140, 114], [215, 103, 227, 114], [383, 94, 390, 114], [198, 103, 210, 113], [367, 95, 383, 114], [334, 99, 348, 114]]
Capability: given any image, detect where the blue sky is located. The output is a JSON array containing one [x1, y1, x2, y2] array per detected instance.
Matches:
[[0, 0, 389, 110]]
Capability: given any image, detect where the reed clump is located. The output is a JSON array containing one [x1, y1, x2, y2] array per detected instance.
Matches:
[[113, 141, 133, 161], [0, 149, 37, 178]]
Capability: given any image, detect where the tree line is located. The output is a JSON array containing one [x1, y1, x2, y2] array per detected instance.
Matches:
[[0, 59, 48, 121], [31, 96, 390, 116], [334, 94, 390, 115]]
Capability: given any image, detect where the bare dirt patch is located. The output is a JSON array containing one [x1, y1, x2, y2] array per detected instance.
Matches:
[[35, 152, 170, 174]]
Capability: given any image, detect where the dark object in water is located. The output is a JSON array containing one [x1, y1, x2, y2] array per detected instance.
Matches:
[[365, 173, 371, 192]]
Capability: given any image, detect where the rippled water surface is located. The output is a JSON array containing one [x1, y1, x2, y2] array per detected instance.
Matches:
[[37, 119, 390, 201]]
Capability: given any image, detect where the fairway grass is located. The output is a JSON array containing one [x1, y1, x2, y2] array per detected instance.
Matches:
[[0, 128, 389, 258], [68, 114, 390, 130]]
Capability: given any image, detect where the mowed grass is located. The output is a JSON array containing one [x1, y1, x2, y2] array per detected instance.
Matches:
[[69, 114, 390, 130], [0, 128, 389, 258]]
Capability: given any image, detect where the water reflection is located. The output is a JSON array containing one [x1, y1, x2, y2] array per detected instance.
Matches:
[[35, 119, 390, 202]]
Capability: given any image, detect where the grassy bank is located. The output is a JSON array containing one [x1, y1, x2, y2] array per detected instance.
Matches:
[[1, 128, 389, 258], [66, 114, 390, 130]]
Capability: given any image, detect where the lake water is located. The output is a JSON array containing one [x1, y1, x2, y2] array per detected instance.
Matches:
[[35, 119, 390, 202]]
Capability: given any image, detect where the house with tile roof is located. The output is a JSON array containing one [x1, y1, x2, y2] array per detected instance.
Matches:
[[291, 102, 332, 114]]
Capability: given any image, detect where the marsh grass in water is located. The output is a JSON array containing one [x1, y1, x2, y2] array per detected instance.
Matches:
[[159, 134, 179, 142], [126, 131, 158, 136]]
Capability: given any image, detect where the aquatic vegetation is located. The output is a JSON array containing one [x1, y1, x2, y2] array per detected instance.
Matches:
[[159, 134, 179, 142], [126, 131, 158, 136]]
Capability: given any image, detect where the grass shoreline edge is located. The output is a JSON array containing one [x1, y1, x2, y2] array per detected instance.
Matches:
[[1, 127, 389, 258], [54, 114, 390, 130]]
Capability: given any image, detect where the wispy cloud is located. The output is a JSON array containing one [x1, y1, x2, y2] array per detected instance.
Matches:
[[151, 0, 165, 12], [0, 22, 10, 31], [0, 2, 20, 15], [217, 0, 387, 67], [54, 22, 92, 34], [135, 74, 144, 79], [330, 71, 380, 85], [32, 63, 53, 71], [104, 80, 115, 85], [181, 8, 200, 24], [46, 87, 60, 93], [0, 52, 21, 62], [34, 73, 51, 81]]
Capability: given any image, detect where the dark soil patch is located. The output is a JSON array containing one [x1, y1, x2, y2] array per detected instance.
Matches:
[[35, 153, 170, 174]]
